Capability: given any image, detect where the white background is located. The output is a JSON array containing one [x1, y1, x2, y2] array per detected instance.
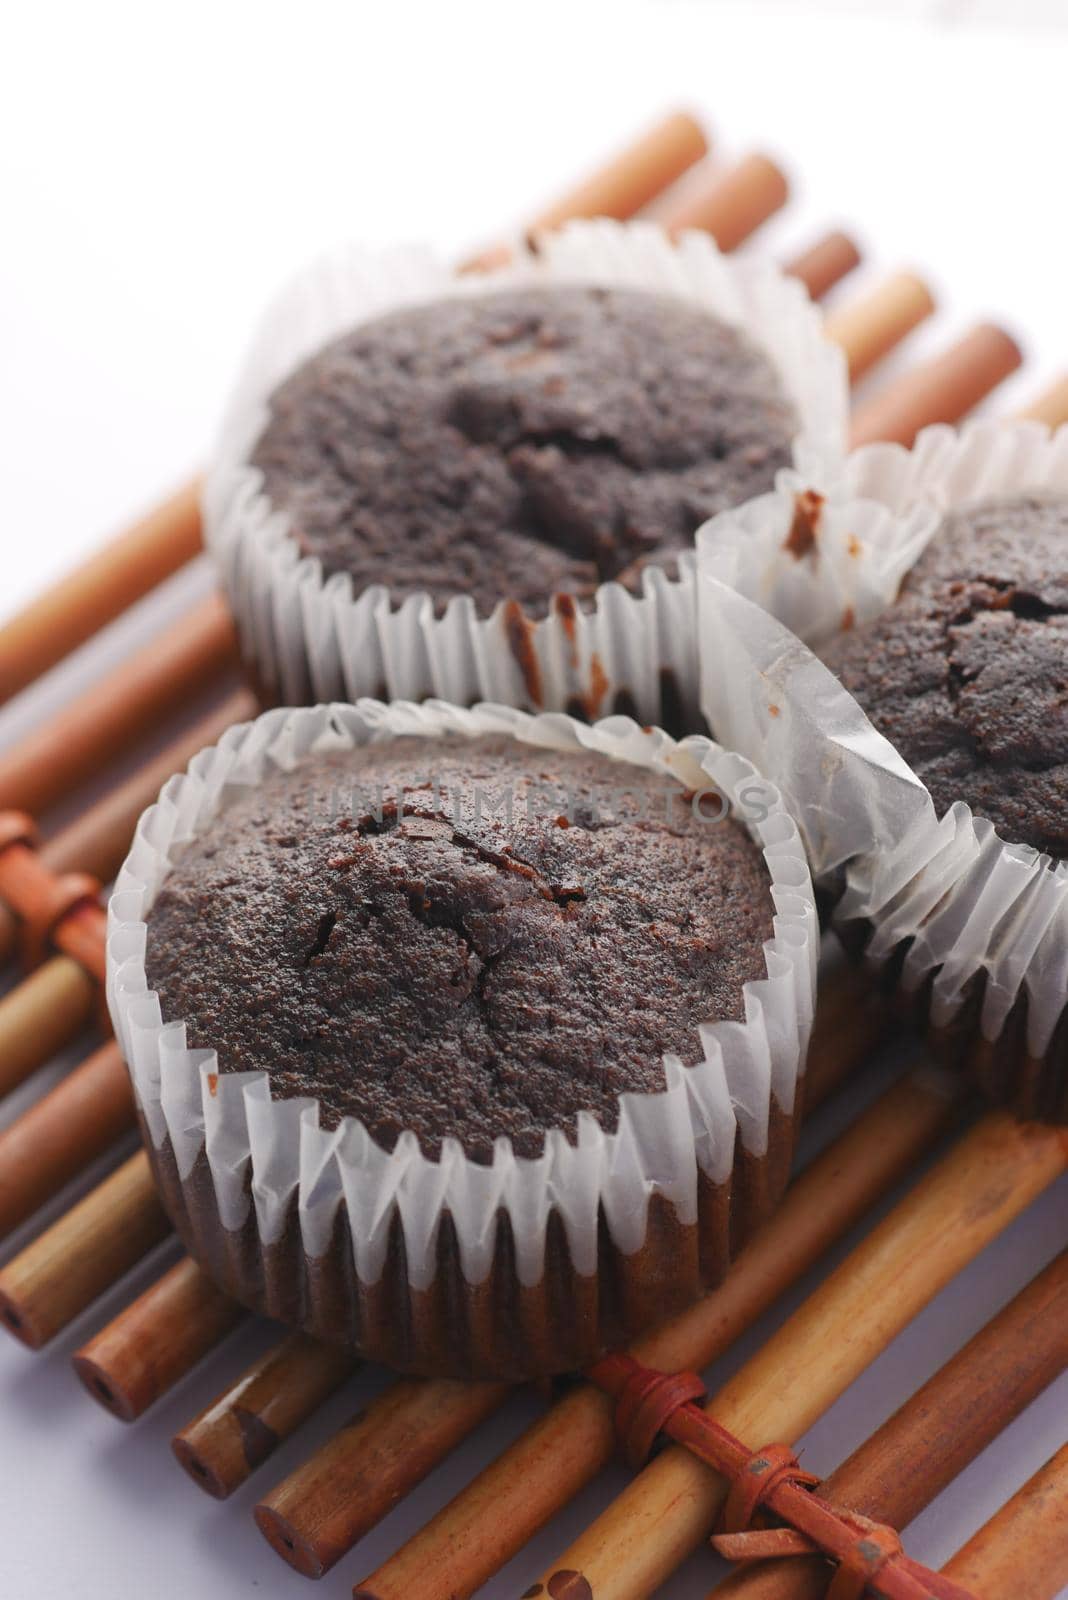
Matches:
[[1, 2, 1067, 1596]]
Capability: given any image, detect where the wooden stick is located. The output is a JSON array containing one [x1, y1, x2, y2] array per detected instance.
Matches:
[[523, 1113, 1067, 1600], [0, 840, 107, 982], [0, 1040, 134, 1240], [528, 110, 708, 236], [0, 479, 202, 707], [0, 592, 238, 818], [0, 956, 96, 1099], [257, 1377, 510, 1577], [172, 1333, 359, 1499], [825, 271, 936, 381], [469, 146, 785, 276], [72, 1255, 243, 1421], [50, 899, 107, 984], [940, 1443, 1068, 1600], [711, 1248, 1068, 1598], [850, 323, 1023, 447], [783, 231, 862, 301], [648, 153, 789, 250], [825, 1246, 1068, 1529], [41, 687, 257, 881], [352, 1068, 959, 1600], [0, 687, 259, 972], [1018, 372, 1068, 428], [0, 1151, 169, 1350]]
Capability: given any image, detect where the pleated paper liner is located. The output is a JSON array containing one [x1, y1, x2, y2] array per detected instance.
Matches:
[[698, 426, 1068, 1123], [205, 221, 848, 731]]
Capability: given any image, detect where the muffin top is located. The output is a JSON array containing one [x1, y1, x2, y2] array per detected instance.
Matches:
[[821, 493, 1068, 858], [249, 284, 797, 617], [145, 735, 774, 1161]]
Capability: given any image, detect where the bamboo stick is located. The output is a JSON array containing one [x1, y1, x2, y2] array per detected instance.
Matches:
[[783, 231, 861, 301], [469, 146, 786, 277], [0, 1040, 134, 1239], [940, 1443, 1068, 1600], [53, 900, 108, 983], [0, 835, 107, 981], [527, 110, 708, 236], [850, 323, 1023, 447], [1018, 373, 1068, 428], [649, 153, 789, 249], [352, 1069, 959, 1600], [0, 1151, 169, 1349], [0, 689, 255, 973], [0, 687, 256, 969], [825, 271, 936, 381], [40, 687, 257, 882], [257, 1377, 511, 1577], [0, 956, 96, 1098], [0, 592, 238, 818], [172, 1333, 359, 1499], [521, 1114, 1067, 1600], [0, 479, 203, 706], [72, 1256, 244, 1422], [711, 1248, 1068, 1598], [0, 686, 259, 972]]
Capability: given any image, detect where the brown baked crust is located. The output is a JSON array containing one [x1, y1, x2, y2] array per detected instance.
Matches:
[[144, 735, 774, 1162], [821, 493, 1068, 858], [250, 284, 797, 617]]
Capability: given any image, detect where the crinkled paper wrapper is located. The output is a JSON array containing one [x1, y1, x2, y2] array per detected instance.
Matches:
[[698, 419, 1068, 1120], [107, 699, 817, 1378], [204, 219, 848, 733]]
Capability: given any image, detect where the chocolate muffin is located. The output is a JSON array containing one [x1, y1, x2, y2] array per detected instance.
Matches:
[[144, 735, 775, 1165], [113, 703, 817, 1377], [248, 284, 798, 617], [821, 494, 1068, 859]]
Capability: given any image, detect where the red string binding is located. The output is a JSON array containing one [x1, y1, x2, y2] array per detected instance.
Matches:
[[585, 1351, 979, 1600], [826, 1523, 906, 1600], [720, 1441, 821, 1538], [613, 1364, 706, 1471]]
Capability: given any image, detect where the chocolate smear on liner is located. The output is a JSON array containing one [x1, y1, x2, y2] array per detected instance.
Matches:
[[784, 488, 825, 560], [504, 600, 543, 706]]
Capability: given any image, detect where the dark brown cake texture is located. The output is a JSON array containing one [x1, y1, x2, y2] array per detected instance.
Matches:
[[821, 493, 1068, 860], [249, 284, 798, 619], [145, 735, 774, 1165]]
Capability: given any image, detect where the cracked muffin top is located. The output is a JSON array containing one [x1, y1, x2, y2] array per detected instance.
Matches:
[[249, 284, 798, 617], [821, 494, 1068, 859], [144, 735, 775, 1161]]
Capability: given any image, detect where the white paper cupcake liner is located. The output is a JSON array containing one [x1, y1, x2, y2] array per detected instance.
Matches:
[[697, 419, 1068, 1110], [204, 219, 849, 729], [107, 699, 816, 1375]]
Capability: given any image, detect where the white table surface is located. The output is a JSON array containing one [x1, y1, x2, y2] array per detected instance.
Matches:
[[1, 3, 1066, 1596]]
